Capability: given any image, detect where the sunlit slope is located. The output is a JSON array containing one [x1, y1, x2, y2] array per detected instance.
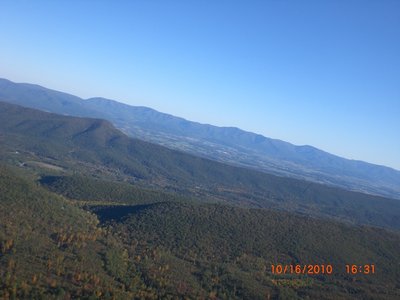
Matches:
[[0, 165, 137, 298]]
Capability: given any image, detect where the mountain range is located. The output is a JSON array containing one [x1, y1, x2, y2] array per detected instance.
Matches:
[[1, 101, 400, 230], [1, 96, 400, 298], [0, 78, 399, 200]]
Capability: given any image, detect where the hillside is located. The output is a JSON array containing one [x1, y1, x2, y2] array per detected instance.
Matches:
[[1, 166, 400, 299], [0, 165, 133, 298], [1, 78, 399, 199], [1, 102, 400, 298], [107, 201, 400, 299], [1, 101, 400, 231]]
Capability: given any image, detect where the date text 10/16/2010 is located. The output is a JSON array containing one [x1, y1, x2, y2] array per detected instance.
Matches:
[[271, 264, 375, 275]]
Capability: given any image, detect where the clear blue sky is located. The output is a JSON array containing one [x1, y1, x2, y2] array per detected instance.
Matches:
[[1, 1, 399, 170]]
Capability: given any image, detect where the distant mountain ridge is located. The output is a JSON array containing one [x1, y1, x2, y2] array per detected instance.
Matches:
[[1, 77, 399, 199]]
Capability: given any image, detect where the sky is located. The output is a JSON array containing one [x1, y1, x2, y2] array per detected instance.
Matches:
[[0, 0, 399, 170]]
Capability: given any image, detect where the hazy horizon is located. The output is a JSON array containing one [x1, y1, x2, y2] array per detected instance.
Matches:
[[1, 1, 399, 169]]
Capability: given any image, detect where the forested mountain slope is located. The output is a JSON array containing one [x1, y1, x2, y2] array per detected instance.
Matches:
[[108, 201, 400, 299], [1, 165, 400, 299], [1, 101, 400, 230], [0, 165, 134, 298], [1, 101, 400, 299], [1, 78, 399, 199]]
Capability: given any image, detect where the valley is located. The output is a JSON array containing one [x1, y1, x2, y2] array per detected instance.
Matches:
[[0, 101, 400, 299]]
